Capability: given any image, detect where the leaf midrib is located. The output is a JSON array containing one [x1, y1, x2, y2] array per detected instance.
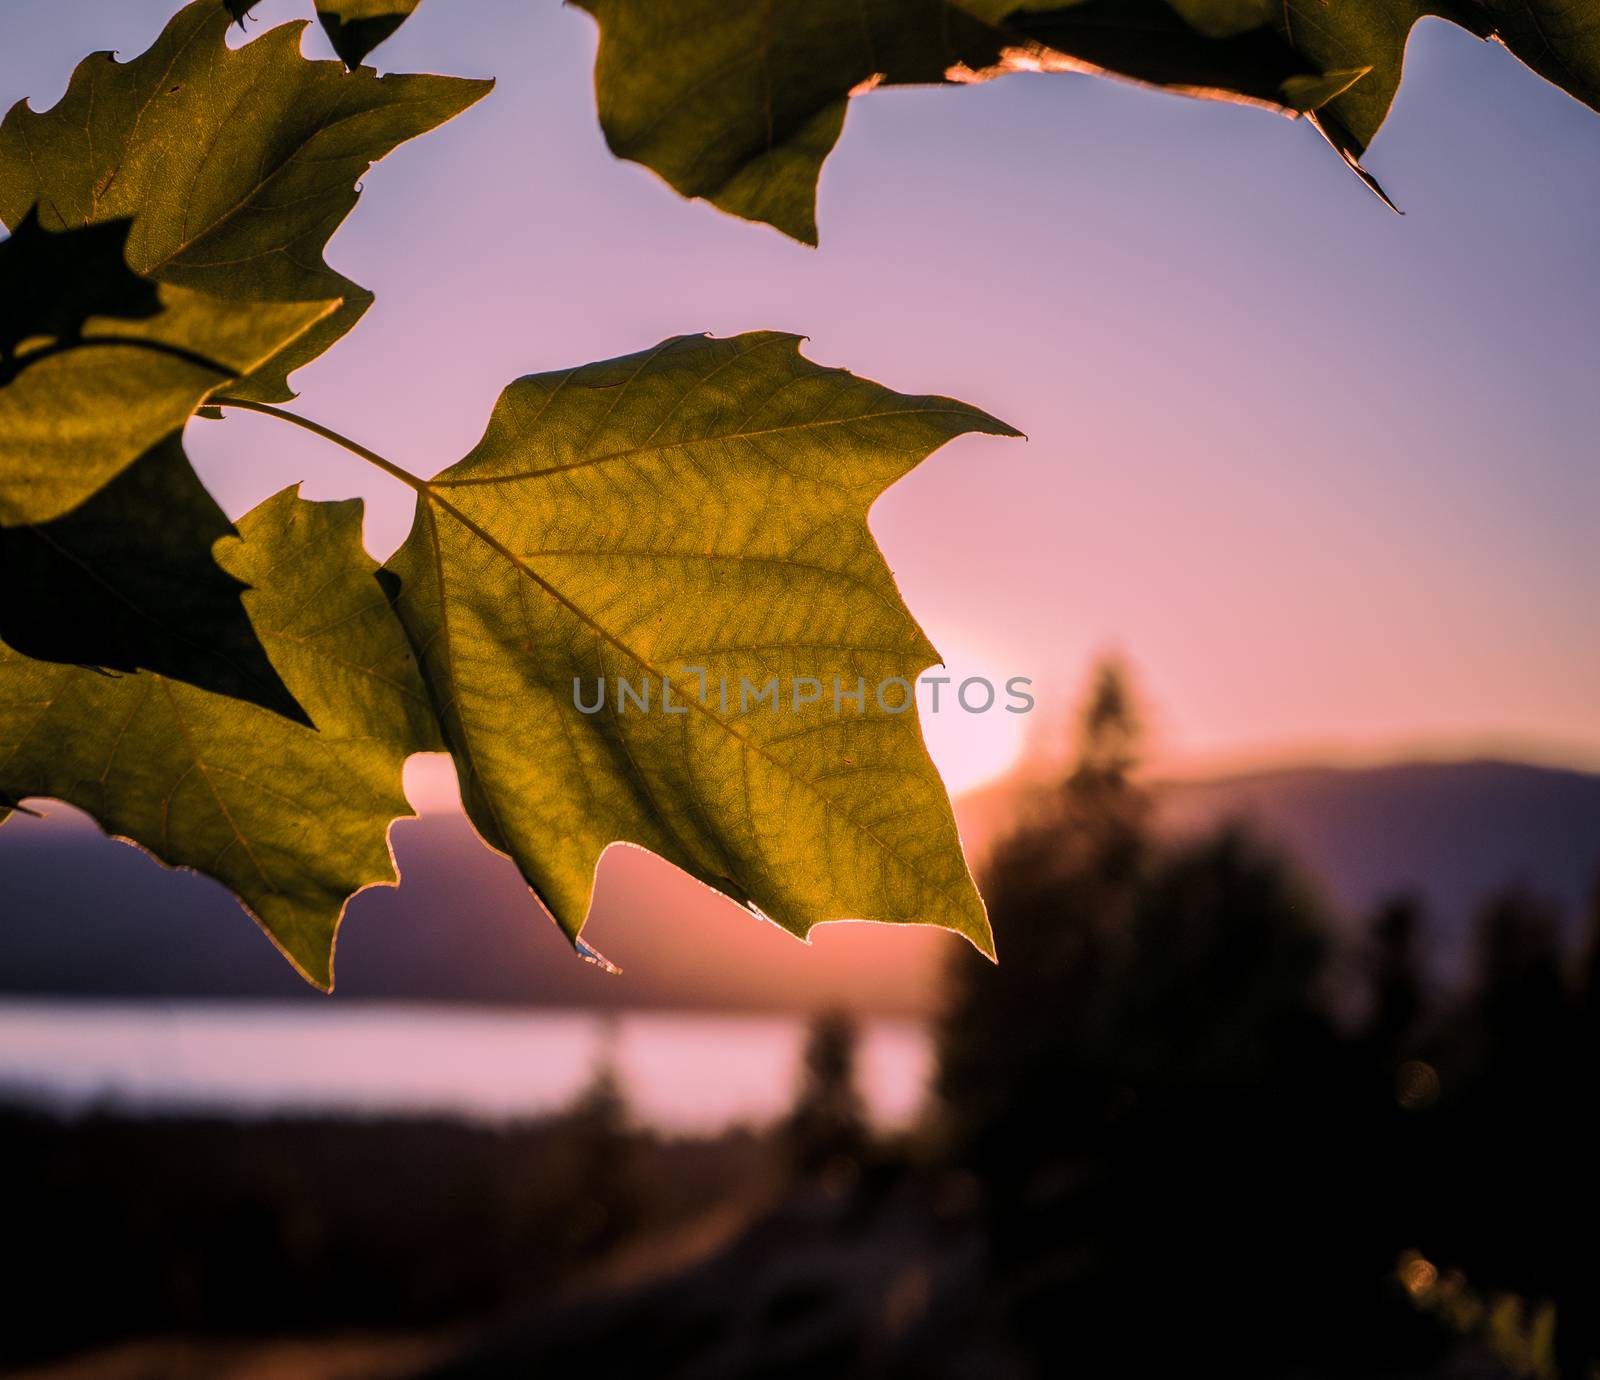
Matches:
[[418, 486, 974, 921], [430, 406, 986, 489]]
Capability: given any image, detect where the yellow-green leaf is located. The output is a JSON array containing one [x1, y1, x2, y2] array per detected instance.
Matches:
[[0, 212, 338, 525], [384, 333, 1018, 962], [0, 488, 442, 988], [0, 0, 491, 403]]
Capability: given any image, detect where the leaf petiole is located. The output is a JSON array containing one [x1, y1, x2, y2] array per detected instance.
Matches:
[[209, 396, 428, 496]]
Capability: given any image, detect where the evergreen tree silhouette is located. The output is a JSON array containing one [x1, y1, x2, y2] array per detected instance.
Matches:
[[934, 657, 1150, 1175], [782, 1010, 868, 1178], [563, 1027, 641, 1250], [931, 660, 1443, 1375], [1367, 893, 1426, 1058]]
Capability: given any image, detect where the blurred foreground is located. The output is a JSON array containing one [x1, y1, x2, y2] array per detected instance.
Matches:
[[4, 665, 1597, 1378]]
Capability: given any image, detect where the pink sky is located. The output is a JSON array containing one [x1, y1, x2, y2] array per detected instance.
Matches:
[[4, 0, 1597, 797]]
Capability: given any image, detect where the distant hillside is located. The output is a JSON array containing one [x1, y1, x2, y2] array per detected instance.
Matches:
[[0, 807, 962, 1016], [1162, 760, 1600, 970], [2, 759, 1596, 1012]]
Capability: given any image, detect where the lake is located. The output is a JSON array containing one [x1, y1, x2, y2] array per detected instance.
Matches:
[[0, 1001, 934, 1136]]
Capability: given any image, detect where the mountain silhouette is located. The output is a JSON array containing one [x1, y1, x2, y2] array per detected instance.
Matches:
[[1, 758, 1595, 1011]]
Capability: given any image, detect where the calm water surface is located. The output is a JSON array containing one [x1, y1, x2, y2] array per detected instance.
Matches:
[[0, 1002, 933, 1136]]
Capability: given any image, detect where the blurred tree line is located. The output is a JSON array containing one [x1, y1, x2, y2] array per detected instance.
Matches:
[[930, 661, 1600, 1378], [6, 660, 1596, 1379], [444, 660, 1599, 1379]]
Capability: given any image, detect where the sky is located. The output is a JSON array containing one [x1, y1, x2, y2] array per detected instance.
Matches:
[[4, 0, 1598, 795]]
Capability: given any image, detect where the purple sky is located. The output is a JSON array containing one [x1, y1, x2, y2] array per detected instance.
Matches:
[[5, 0, 1597, 793]]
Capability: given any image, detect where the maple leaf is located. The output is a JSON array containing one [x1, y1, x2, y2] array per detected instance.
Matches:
[[383, 332, 1019, 963], [0, 434, 309, 723], [0, 488, 442, 988], [0, 0, 490, 403], [576, 0, 1600, 240], [0, 211, 338, 526]]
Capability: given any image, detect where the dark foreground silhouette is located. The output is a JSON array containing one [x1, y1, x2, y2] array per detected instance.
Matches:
[[5, 667, 1596, 1379]]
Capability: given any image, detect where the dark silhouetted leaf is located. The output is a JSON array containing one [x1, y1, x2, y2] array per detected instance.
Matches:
[[0, 433, 309, 724], [0, 213, 339, 525], [0, 209, 160, 361], [573, 0, 1009, 245], [1473, 1, 1600, 112], [318, 1, 426, 69], [999, 0, 1329, 108], [577, 0, 1600, 240], [0, 0, 491, 403], [384, 332, 1018, 965], [1253, 0, 1598, 183], [0, 489, 443, 988]]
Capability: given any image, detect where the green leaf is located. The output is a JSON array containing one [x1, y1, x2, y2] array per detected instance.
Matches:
[[579, 0, 1600, 240], [317, 1, 427, 69], [1280, 68, 1373, 115], [1270, 0, 1598, 172], [0, 212, 339, 525], [0, 488, 442, 988], [573, 0, 1008, 245], [981, 0, 1599, 194], [1472, 1, 1600, 112], [384, 332, 1018, 963], [0, 433, 308, 724], [0, 0, 491, 403]]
